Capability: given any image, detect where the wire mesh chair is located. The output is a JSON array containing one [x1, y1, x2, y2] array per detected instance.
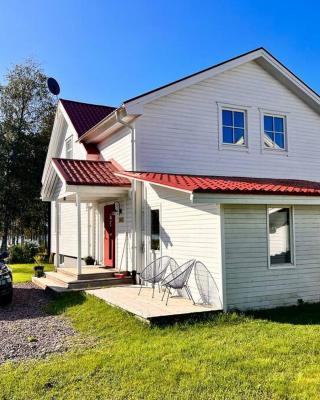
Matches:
[[194, 261, 222, 307], [161, 259, 196, 305], [138, 256, 172, 298]]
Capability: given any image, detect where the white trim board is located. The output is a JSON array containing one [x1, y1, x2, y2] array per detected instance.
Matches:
[[192, 193, 320, 205]]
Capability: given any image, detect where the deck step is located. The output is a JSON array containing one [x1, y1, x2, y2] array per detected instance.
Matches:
[[32, 277, 69, 293], [58, 267, 129, 280], [32, 271, 133, 292]]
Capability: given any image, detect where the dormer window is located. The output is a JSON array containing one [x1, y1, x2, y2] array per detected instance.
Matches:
[[222, 109, 246, 146], [65, 136, 73, 159]]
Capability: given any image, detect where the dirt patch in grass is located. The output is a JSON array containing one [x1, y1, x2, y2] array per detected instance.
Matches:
[[0, 283, 75, 364]]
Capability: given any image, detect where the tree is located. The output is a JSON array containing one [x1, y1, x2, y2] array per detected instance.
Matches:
[[0, 60, 56, 251]]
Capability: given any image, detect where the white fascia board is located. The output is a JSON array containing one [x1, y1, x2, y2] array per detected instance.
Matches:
[[51, 160, 67, 185], [124, 50, 263, 108], [124, 48, 320, 114], [192, 193, 320, 205], [65, 185, 130, 196], [258, 53, 320, 110]]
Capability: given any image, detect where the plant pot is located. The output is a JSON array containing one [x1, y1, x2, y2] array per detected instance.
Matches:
[[34, 265, 44, 278]]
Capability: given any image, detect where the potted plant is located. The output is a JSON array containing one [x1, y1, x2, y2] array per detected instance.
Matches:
[[84, 255, 95, 266], [34, 254, 45, 278]]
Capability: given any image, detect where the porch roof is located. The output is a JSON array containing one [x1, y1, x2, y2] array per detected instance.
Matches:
[[53, 158, 131, 187], [116, 171, 320, 196]]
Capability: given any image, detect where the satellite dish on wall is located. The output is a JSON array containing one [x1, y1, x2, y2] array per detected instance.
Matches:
[[47, 77, 60, 96]]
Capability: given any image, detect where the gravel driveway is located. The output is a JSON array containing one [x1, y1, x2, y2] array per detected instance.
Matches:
[[0, 282, 75, 364]]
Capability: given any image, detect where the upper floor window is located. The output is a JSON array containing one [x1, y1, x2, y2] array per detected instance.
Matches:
[[263, 114, 286, 150], [65, 136, 73, 159], [222, 109, 246, 146]]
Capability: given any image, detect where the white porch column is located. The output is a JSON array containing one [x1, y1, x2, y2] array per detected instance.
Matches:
[[76, 193, 82, 275], [55, 201, 60, 271]]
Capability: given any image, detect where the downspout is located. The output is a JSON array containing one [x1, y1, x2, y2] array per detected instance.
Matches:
[[115, 110, 136, 273]]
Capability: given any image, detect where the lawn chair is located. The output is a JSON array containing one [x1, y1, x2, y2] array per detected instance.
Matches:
[[194, 261, 222, 307], [161, 259, 195, 305], [138, 256, 172, 298]]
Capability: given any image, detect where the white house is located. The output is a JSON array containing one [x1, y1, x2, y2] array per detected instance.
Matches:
[[40, 47, 320, 311]]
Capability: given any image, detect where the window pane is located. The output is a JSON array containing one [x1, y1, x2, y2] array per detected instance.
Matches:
[[222, 110, 233, 126], [264, 116, 273, 131], [151, 209, 160, 251], [269, 208, 291, 265], [274, 117, 284, 133], [223, 127, 233, 144], [234, 111, 244, 128], [264, 131, 274, 148], [275, 133, 285, 149], [234, 128, 244, 144]]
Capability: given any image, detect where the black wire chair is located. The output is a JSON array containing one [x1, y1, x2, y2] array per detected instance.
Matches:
[[138, 256, 172, 298], [161, 259, 196, 305]]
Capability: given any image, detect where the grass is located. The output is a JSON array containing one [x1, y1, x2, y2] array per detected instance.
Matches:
[[1, 290, 320, 400], [10, 263, 54, 283]]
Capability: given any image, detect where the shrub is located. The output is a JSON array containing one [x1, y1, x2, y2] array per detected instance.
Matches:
[[84, 255, 95, 265], [9, 240, 40, 263]]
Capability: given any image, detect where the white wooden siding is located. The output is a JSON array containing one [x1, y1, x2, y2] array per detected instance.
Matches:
[[145, 183, 223, 307], [51, 202, 90, 261], [136, 61, 320, 181], [60, 123, 86, 160], [98, 126, 132, 169], [224, 205, 320, 310]]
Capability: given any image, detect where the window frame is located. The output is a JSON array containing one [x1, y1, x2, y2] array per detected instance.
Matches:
[[65, 136, 73, 159], [217, 103, 250, 151], [150, 207, 161, 252], [266, 205, 295, 269], [260, 109, 289, 154]]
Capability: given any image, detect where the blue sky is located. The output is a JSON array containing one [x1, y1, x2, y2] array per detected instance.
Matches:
[[1, 0, 319, 106]]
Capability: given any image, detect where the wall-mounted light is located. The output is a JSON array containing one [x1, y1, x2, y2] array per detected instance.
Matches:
[[114, 201, 122, 216]]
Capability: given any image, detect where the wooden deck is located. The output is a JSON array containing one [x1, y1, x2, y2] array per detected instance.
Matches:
[[87, 285, 221, 322]]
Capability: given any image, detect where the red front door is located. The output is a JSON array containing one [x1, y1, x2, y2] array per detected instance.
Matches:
[[104, 204, 115, 268]]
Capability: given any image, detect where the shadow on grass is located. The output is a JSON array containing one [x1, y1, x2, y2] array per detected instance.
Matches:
[[245, 301, 320, 325], [154, 302, 320, 328], [46, 291, 87, 315]]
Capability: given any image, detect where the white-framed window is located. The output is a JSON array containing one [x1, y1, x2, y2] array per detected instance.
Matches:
[[267, 206, 295, 268], [262, 113, 287, 151], [65, 136, 73, 159], [150, 208, 160, 251], [221, 108, 246, 146]]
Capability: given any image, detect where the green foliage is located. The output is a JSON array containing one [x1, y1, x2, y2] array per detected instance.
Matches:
[[0, 59, 56, 250], [2, 293, 320, 399], [10, 263, 53, 283], [9, 241, 39, 263]]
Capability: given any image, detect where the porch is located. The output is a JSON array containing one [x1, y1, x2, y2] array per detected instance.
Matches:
[[87, 285, 220, 323], [32, 265, 133, 291]]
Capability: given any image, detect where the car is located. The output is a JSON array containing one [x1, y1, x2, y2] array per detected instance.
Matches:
[[0, 252, 13, 305]]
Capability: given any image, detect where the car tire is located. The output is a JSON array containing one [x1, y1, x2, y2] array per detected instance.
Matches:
[[0, 290, 13, 306]]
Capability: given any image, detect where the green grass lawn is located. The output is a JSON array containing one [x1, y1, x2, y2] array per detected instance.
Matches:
[[10, 263, 54, 283], [1, 288, 320, 400]]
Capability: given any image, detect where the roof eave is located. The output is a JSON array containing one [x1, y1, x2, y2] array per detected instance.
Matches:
[[78, 106, 140, 144], [123, 47, 320, 114]]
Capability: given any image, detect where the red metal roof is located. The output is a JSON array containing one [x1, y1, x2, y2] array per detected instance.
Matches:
[[52, 158, 131, 187], [117, 172, 320, 196], [60, 99, 115, 138]]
